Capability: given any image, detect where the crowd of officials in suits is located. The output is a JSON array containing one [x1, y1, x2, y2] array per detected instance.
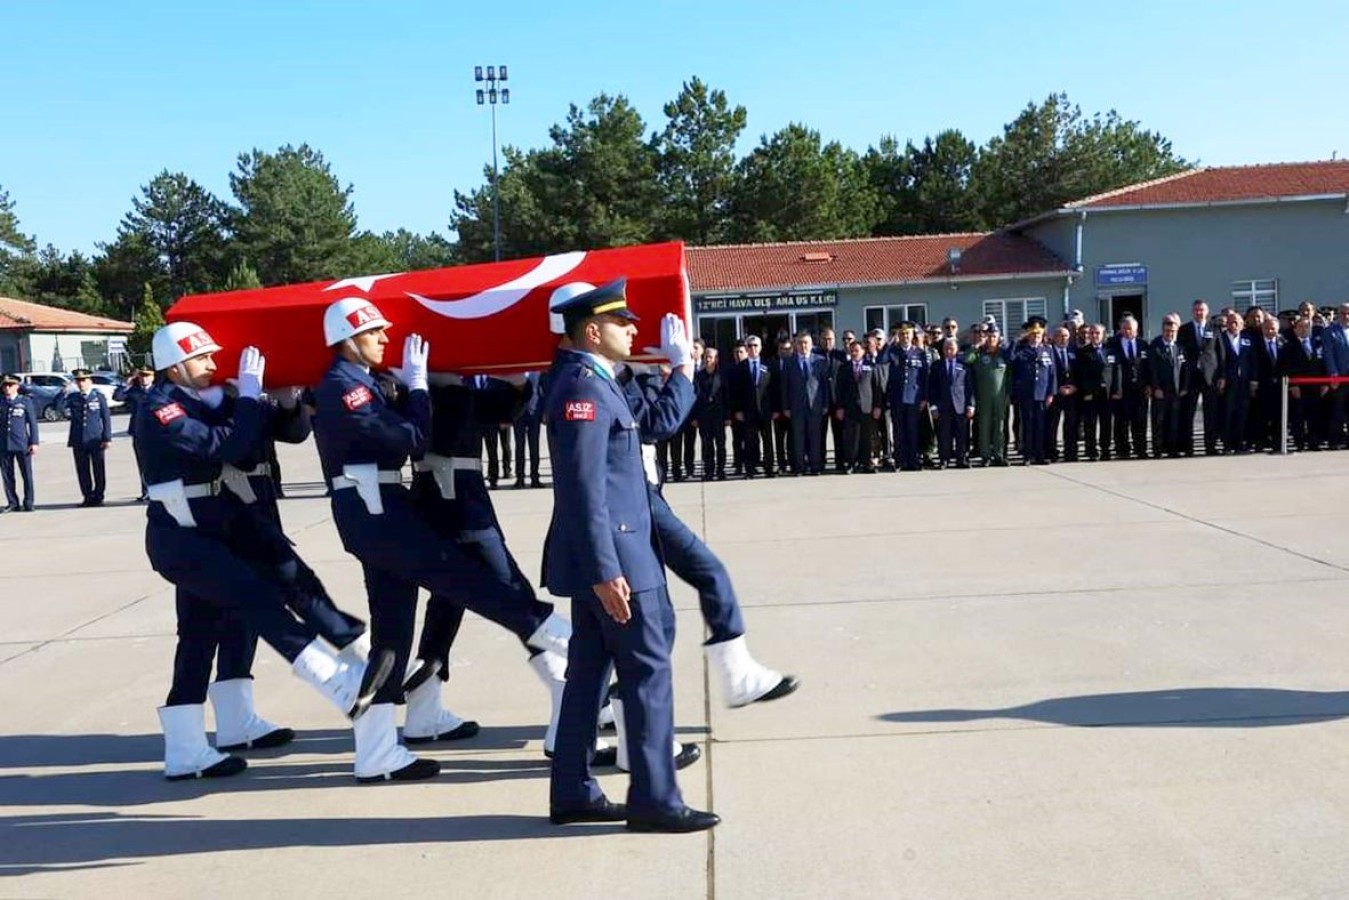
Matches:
[[633, 299, 1349, 479]]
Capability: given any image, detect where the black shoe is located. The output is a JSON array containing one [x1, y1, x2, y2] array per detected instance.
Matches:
[[78, 498, 93, 508], [488, 479, 498, 490], [955, 461, 970, 469], [167, 754, 247, 781], [531, 477, 543, 488], [218, 727, 296, 751], [514, 478, 525, 489], [674, 742, 702, 770], [0, 506, 13, 514], [544, 745, 619, 767], [550, 797, 627, 825], [349, 649, 396, 720], [405, 720, 480, 744], [715, 472, 726, 481], [19, 505, 33, 512], [356, 757, 441, 783], [627, 806, 721, 833]]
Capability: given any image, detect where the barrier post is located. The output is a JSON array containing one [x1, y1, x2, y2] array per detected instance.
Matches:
[[1279, 376, 1289, 455]]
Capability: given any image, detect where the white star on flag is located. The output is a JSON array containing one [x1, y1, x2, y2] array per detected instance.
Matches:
[[323, 273, 402, 293]]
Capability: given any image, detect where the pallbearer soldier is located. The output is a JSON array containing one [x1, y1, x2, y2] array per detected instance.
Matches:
[[137, 322, 394, 781], [66, 368, 111, 506]]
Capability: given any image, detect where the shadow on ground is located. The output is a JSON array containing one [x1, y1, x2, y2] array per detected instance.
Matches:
[[881, 687, 1349, 728]]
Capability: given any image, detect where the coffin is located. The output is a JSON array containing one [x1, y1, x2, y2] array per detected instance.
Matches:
[[166, 241, 690, 385]]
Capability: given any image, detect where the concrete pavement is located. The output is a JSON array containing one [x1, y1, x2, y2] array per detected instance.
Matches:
[[4, 424, 1349, 898]]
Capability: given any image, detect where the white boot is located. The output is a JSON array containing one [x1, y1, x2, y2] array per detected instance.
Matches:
[[208, 679, 294, 750], [529, 650, 568, 754], [526, 612, 572, 658], [337, 631, 371, 664], [402, 667, 477, 743], [291, 639, 389, 720], [158, 704, 245, 781], [611, 696, 688, 773], [706, 635, 796, 708], [353, 703, 440, 782]]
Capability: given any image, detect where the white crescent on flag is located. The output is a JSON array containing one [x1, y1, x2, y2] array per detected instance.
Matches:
[[407, 251, 587, 320]]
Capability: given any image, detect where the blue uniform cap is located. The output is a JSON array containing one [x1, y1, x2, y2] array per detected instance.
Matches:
[[1, 373, 18, 386], [70, 368, 93, 379], [555, 277, 639, 331]]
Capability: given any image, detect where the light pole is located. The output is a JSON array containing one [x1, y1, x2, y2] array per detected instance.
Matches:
[[474, 64, 510, 262]]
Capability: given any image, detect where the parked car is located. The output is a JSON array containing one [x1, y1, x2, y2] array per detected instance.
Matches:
[[14, 372, 72, 422], [86, 371, 127, 410]]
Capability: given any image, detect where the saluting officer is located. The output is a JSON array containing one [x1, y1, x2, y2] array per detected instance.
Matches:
[[545, 279, 719, 833], [66, 368, 111, 506], [1, 373, 38, 512], [1010, 317, 1057, 465], [311, 297, 571, 783], [115, 367, 155, 500], [137, 322, 394, 781]]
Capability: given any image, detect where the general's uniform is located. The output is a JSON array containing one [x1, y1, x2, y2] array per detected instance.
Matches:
[[884, 346, 928, 471], [1146, 337, 1189, 457], [1011, 342, 1056, 464], [66, 383, 111, 505], [1, 387, 38, 511], [544, 348, 684, 820]]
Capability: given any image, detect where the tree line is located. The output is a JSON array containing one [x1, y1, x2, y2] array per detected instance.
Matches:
[[0, 83, 1189, 334]]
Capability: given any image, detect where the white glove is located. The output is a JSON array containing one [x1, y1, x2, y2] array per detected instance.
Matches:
[[642, 313, 695, 368], [197, 386, 225, 409], [234, 346, 265, 400], [398, 334, 430, 392]]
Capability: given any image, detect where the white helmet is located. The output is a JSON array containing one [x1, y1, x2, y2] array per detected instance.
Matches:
[[153, 321, 222, 370], [549, 282, 596, 335], [324, 297, 392, 347]]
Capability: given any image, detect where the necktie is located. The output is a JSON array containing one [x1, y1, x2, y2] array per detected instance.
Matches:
[[474, 374, 486, 389], [1304, 339, 1312, 356], [752, 361, 759, 384], [1127, 340, 1133, 360], [800, 357, 807, 377], [948, 359, 954, 381], [854, 362, 862, 381]]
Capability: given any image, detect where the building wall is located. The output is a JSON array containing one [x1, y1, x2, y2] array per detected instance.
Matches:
[[1027, 199, 1349, 336], [23, 332, 121, 373]]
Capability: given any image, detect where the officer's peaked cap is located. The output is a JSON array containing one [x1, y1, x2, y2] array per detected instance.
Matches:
[[555, 277, 639, 330]]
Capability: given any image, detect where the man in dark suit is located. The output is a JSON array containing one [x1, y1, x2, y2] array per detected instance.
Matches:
[[1252, 316, 1287, 451], [781, 331, 832, 475], [1073, 323, 1113, 461], [1323, 304, 1349, 449], [815, 327, 847, 472], [927, 337, 975, 468], [1146, 314, 1191, 458], [1204, 310, 1256, 453], [1177, 300, 1216, 455], [1107, 316, 1149, 459], [1284, 316, 1327, 451], [770, 338, 794, 473], [731, 336, 775, 478], [1046, 324, 1079, 462], [728, 342, 749, 472], [833, 339, 883, 473], [692, 347, 730, 480]]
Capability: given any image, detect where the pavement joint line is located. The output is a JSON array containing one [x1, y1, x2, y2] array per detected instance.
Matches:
[[696, 477, 716, 900], [711, 516, 1178, 546], [0, 588, 168, 669], [1038, 466, 1349, 575]]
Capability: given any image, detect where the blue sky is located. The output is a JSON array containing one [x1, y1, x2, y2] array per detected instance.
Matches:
[[3, 0, 1346, 253]]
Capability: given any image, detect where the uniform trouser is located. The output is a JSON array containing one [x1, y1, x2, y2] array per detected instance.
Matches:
[[1046, 396, 1079, 461], [773, 418, 791, 472], [335, 491, 550, 703], [132, 439, 147, 497], [419, 525, 555, 675], [513, 415, 541, 481], [828, 414, 846, 471], [1078, 396, 1109, 458], [935, 409, 970, 464], [1150, 395, 1182, 456], [891, 405, 921, 470], [72, 445, 106, 500], [744, 418, 773, 474], [1111, 395, 1149, 457], [550, 585, 682, 818], [699, 422, 727, 478], [1199, 386, 1222, 453], [840, 413, 875, 471], [166, 593, 257, 706], [790, 411, 824, 473], [975, 400, 1007, 463], [1018, 400, 1049, 462], [1, 451, 33, 507], [1220, 388, 1250, 451], [650, 487, 744, 644]]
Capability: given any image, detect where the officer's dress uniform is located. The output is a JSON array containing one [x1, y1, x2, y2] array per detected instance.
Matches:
[[312, 357, 567, 780], [114, 378, 151, 498], [884, 346, 928, 471], [406, 377, 565, 746], [1, 389, 37, 511], [136, 378, 384, 779], [66, 385, 111, 505], [544, 348, 686, 822], [1011, 342, 1057, 464]]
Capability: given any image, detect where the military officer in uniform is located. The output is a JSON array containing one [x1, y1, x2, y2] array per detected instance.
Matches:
[[312, 297, 571, 782], [883, 323, 928, 471], [66, 368, 111, 506], [545, 279, 719, 833], [115, 367, 155, 500], [1011, 317, 1057, 465], [137, 321, 394, 781], [1, 374, 38, 512]]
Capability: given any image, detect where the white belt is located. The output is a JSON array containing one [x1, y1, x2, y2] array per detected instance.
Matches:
[[219, 462, 271, 505], [147, 478, 221, 528], [330, 464, 403, 515], [412, 453, 481, 500], [640, 443, 661, 487]]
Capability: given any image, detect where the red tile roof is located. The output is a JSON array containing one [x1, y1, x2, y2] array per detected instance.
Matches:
[[0, 296, 134, 333], [687, 233, 1068, 293], [1068, 160, 1349, 209]]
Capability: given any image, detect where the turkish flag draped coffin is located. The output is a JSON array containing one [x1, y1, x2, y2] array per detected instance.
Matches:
[[166, 241, 691, 386]]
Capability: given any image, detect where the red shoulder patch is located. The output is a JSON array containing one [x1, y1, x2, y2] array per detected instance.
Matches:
[[564, 400, 596, 422], [154, 402, 186, 425], [343, 386, 374, 410]]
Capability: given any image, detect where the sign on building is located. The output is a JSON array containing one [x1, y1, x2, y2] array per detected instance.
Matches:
[[694, 290, 839, 314], [1094, 264, 1148, 287]]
